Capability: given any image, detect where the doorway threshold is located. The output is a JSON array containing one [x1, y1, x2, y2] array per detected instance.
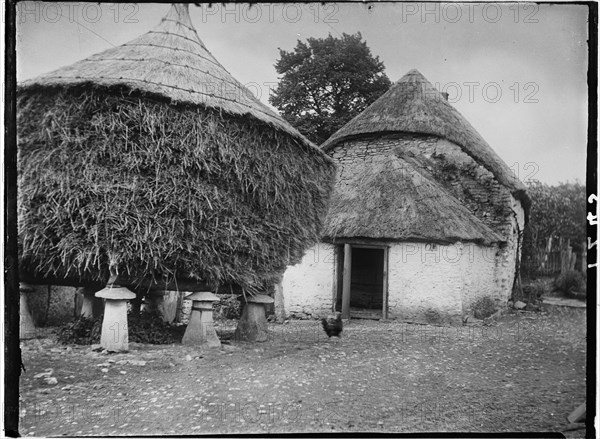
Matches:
[[349, 308, 383, 320]]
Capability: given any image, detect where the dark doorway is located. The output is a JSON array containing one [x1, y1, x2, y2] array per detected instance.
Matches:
[[336, 246, 385, 319]]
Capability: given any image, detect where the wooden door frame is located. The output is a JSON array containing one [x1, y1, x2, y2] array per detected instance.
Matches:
[[341, 244, 352, 319], [335, 243, 389, 320]]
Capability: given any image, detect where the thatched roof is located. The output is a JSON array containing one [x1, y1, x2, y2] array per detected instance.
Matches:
[[322, 69, 530, 211], [17, 4, 335, 292], [323, 153, 503, 244], [19, 4, 316, 151]]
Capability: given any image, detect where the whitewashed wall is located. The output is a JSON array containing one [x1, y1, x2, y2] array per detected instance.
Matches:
[[457, 242, 500, 316], [387, 242, 463, 325], [385, 232, 524, 324], [281, 243, 335, 318], [281, 238, 525, 325]]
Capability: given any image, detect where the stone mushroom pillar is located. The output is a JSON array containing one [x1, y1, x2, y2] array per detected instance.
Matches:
[[182, 292, 221, 348], [95, 285, 136, 352], [20, 283, 37, 339], [234, 294, 274, 342]]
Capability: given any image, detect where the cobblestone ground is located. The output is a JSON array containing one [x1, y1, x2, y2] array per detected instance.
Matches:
[[17, 306, 587, 436]]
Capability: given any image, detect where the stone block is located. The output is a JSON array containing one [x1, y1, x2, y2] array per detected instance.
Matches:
[[513, 300, 527, 310]]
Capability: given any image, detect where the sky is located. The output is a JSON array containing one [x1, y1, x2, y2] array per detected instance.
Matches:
[[15, 2, 590, 185]]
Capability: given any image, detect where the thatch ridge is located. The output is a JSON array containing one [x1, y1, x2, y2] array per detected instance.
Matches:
[[322, 153, 503, 244], [322, 69, 530, 212], [18, 4, 321, 154]]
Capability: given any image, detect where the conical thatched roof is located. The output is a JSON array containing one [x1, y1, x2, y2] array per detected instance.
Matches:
[[17, 4, 335, 292], [323, 154, 503, 244], [19, 4, 314, 150], [322, 69, 529, 210]]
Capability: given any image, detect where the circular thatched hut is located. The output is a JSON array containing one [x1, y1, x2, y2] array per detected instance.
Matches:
[[17, 4, 335, 295], [281, 69, 530, 324]]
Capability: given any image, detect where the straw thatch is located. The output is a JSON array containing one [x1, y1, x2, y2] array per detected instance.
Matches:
[[322, 69, 530, 212], [323, 153, 503, 244], [17, 4, 335, 293]]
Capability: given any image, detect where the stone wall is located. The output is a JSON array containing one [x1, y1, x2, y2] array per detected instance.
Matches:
[[281, 243, 335, 318], [25, 285, 79, 326], [460, 196, 525, 312], [330, 134, 516, 237]]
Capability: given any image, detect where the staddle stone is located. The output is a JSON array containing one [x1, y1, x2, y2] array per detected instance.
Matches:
[[182, 291, 221, 348], [235, 294, 274, 342], [95, 285, 136, 352]]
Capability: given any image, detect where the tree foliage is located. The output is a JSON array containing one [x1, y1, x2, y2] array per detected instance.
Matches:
[[525, 180, 586, 243], [522, 180, 586, 266], [269, 32, 391, 145]]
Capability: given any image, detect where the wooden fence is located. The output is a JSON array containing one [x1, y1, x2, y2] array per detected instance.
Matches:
[[523, 237, 585, 277]]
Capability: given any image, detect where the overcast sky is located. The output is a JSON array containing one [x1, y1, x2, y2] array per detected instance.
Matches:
[[16, 2, 589, 185]]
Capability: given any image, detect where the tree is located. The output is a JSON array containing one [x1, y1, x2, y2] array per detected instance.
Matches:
[[525, 180, 586, 245], [521, 180, 586, 273], [270, 32, 391, 145]]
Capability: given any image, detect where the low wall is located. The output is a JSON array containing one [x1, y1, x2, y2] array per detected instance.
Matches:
[[24, 285, 80, 326]]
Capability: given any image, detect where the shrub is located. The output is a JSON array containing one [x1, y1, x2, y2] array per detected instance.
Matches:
[[424, 308, 443, 324], [214, 295, 242, 320], [127, 310, 180, 344], [554, 270, 586, 297], [58, 310, 181, 345], [471, 296, 497, 320], [522, 282, 548, 302], [57, 315, 102, 345]]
